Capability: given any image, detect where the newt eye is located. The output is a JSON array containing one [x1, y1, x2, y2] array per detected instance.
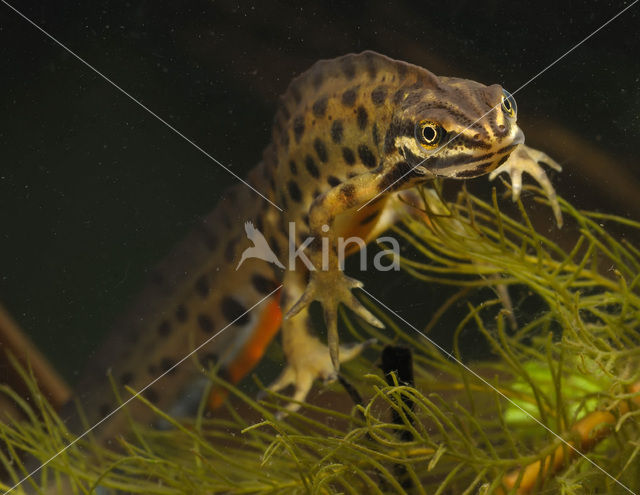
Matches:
[[415, 120, 444, 150], [501, 89, 517, 118]]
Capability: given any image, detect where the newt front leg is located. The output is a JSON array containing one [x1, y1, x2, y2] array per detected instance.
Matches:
[[285, 167, 426, 369]]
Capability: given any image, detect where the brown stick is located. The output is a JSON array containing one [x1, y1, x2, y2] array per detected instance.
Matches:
[[0, 303, 71, 411], [498, 381, 640, 494]]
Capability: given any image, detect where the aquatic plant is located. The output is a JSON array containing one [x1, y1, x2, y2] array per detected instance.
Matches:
[[1, 182, 639, 494]]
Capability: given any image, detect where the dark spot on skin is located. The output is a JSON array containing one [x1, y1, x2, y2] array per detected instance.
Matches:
[[341, 88, 357, 107], [422, 149, 502, 171], [160, 357, 176, 375], [199, 226, 218, 251], [269, 236, 281, 258], [308, 236, 322, 252], [401, 146, 422, 167], [314, 138, 328, 163], [358, 144, 377, 168], [293, 116, 305, 143], [396, 118, 416, 138], [120, 372, 133, 385], [383, 118, 414, 154], [198, 314, 215, 333], [342, 147, 356, 165], [371, 86, 387, 105], [302, 214, 309, 226], [280, 289, 291, 309], [312, 96, 328, 117], [339, 184, 357, 207], [331, 120, 344, 144], [225, 237, 238, 263], [221, 296, 250, 326], [175, 304, 188, 323], [288, 180, 302, 203], [157, 320, 171, 337], [378, 161, 414, 192], [360, 210, 380, 225], [305, 155, 320, 178], [327, 175, 342, 187], [341, 58, 356, 80], [365, 56, 377, 79], [455, 166, 487, 178], [99, 404, 110, 418], [143, 388, 159, 404], [357, 106, 368, 130], [497, 155, 509, 166], [289, 160, 297, 175], [393, 89, 405, 104], [378, 175, 397, 193], [195, 275, 210, 298], [372, 123, 380, 146], [496, 143, 518, 155], [251, 274, 278, 295], [280, 104, 290, 121], [383, 131, 395, 154], [297, 229, 309, 244]]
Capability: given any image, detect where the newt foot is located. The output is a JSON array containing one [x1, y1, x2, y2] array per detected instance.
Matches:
[[489, 144, 563, 227], [265, 332, 375, 417], [285, 270, 383, 369]]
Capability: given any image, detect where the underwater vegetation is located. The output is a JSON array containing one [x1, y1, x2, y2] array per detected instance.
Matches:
[[1, 183, 639, 494]]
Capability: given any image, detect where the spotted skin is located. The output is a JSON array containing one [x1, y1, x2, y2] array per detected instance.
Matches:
[[69, 51, 560, 436]]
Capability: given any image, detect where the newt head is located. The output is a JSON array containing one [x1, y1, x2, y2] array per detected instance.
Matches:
[[386, 77, 524, 180]]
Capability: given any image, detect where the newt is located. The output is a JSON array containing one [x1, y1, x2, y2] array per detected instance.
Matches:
[[68, 51, 561, 437]]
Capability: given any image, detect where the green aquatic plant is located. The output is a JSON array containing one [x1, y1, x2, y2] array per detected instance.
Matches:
[[1, 183, 639, 494]]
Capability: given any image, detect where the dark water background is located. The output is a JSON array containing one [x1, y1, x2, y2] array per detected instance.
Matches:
[[1, 1, 638, 385]]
